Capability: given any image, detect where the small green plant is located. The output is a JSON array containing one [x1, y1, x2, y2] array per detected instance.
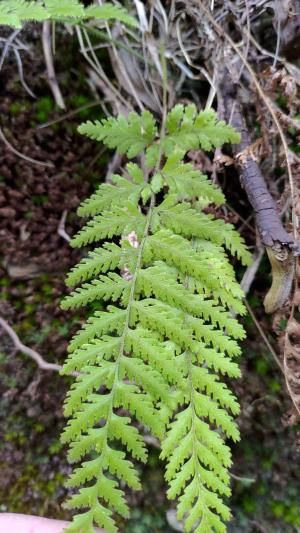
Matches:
[[60, 105, 251, 533]]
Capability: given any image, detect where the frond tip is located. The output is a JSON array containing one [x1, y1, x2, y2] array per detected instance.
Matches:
[[0, 0, 138, 27], [62, 105, 248, 532]]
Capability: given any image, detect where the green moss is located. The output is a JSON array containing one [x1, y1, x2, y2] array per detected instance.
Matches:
[[257, 482, 267, 496], [268, 378, 281, 393], [124, 509, 168, 533], [35, 96, 55, 122], [0, 461, 66, 515], [247, 294, 260, 309], [40, 274, 51, 282], [0, 277, 10, 287], [32, 194, 49, 206], [0, 370, 18, 389], [261, 456, 274, 470], [9, 102, 28, 115], [241, 495, 257, 514], [49, 439, 63, 455], [23, 323, 51, 344], [255, 358, 269, 376], [0, 402, 68, 518], [41, 282, 52, 295], [279, 318, 287, 331], [271, 501, 300, 526], [20, 318, 34, 332], [24, 210, 34, 219], [276, 93, 288, 109], [24, 304, 35, 314], [57, 324, 69, 337]]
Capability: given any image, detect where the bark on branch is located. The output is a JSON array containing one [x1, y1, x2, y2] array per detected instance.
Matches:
[[220, 71, 293, 248]]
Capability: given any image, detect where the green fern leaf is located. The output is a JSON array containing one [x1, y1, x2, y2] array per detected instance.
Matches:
[[0, 0, 48, 26], [61, 273, 131, 309], [158, 204, 251, 265], [70, 204, 146, 248], [78, 111, 157, 158], [44, 0, 84, 18], [77, 174, 144, 217], [84, 4, 138, 27], [66, 243, 123, 286], [0, 0, 137, 27], [61, 105, 249, 532], [161, 152, 225, 205], [164, 104, 240, 153], [67, 307, 126, 352]]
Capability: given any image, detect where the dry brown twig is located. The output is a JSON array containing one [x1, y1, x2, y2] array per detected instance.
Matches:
[[37, 101, 100, 129], [0, 32, 36, 98], [244, 301, 283, 372], [0, 316, 63, 373], [0, 127, 54, 168], [42, 21, 66, 109], [0, 317, 78, 377], [240, 248, 264, 296], [58, 210, 71, 242], [0, 28, 21, 71], [76, 26, 130, 113]]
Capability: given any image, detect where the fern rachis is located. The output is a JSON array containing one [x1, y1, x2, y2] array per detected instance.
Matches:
[[60, 105, 251, 532]]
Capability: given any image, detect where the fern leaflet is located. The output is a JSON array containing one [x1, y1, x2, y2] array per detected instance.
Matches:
[[0, 0, 138, 27]]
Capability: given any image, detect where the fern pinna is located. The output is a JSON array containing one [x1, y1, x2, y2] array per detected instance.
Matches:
[[0, 0, 138, 28], [60, 105, 251, 533]]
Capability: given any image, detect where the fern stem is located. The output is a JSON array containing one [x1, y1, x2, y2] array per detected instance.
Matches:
[[100, 44, 168, 445], [93, 195, 156, 463], [110, 195, 156, 397]]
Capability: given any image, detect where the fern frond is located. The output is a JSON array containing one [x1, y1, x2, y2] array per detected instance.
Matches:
[[84, 4, 138, 27], [158, 204, 251, 265], [0, 0, 48, 26], [161, 153, 225, 206], [136, 264, 245, 339], [62, 105, 249, 532], [145, 230, 244, 302], [61, 273, 131, 309], [125, 327, 184, 385], [70, 204, 146, 248], [0, 0, 137, 27], [61, 336, 120, 375], [120, 356, 170, 401], [78, 111, 157, 158], [68, 307, 126, 352], [44, 0, 84, 18], [66, 243, 123, 286], [63, 505, 115, 533], [164, 104, 240, 153], [77, 173, 144, 217], [161, 366, 237, 531]]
